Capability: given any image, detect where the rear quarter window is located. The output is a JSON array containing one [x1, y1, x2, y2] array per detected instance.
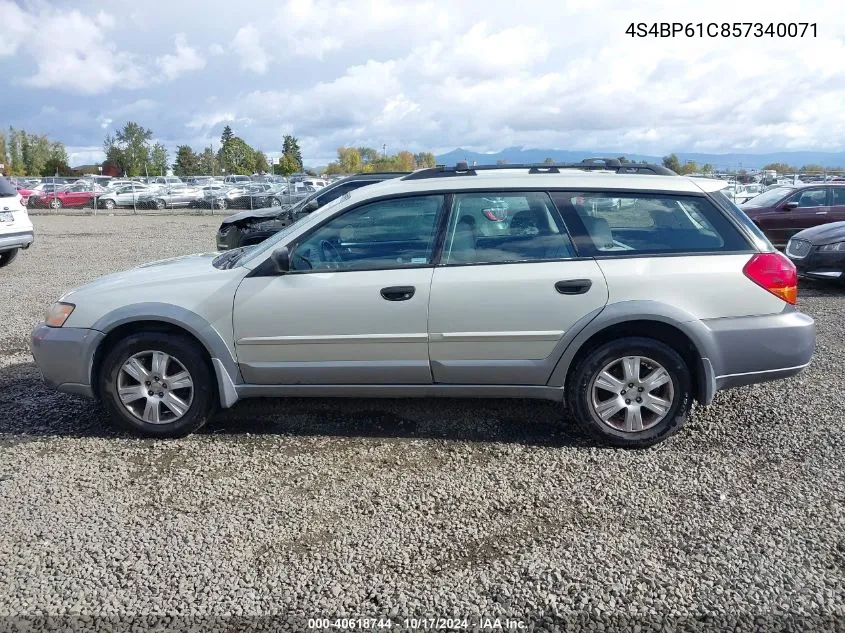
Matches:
[[551, 191, 751, 256]]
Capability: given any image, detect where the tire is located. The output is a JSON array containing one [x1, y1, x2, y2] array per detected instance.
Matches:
[[50, 197, 62, 209], [0, 249, 19, 268], [98, 332, 216, 438], [270, 197, 281, 207], [154, 198, 166, 210], [104, 199, 116, 210], [566, 336, 692, 448], [216, 199, 227, 210]]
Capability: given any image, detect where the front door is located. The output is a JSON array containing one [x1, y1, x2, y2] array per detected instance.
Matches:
[[232, 194, 446, 385], [786, 187, 831, 237], [427, 191, 609, 385]]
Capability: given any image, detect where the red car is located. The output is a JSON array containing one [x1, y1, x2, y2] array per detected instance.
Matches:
[[31, 183, 101, 209], [740, 183, 845, 247]]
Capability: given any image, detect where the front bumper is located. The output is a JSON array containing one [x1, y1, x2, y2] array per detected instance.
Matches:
[[0, 229, 34, 252], [31, 324, 104, 398], [787, 247, 845, 281], [704, 308, 815, 393]]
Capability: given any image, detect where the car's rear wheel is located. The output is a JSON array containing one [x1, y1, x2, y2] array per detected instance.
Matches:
[[154, 198, 166, 210], [270, 197, 281, 207], [216, 199, 227, 210], [567, 337, 691, 448], [103, 199, 116, 210], [99, 332, 215, 437], [0, 249, 20, 268], [50, 197, 62, 209]]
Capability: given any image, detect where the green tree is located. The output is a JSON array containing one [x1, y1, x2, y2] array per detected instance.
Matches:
[[254, 150, 270, 174], [799, 164, 825, 174], [395, 150, 416, 172], [662, 153, 681, 173], [150, 142, 169, 176], [220, 125, 234, 146], [0, 130, 7, 171], [617, 156, 631, 164], [762, 162, 794, 174], [543, 157, 556, 165], [104, 121, 153, 176], [677, 160, 698, 175], [219, 137, 256, 174], [198, 147, 219, 175], [278, 154, 300, 176], [337, 147, 362, 173], [8, 127, 25, 176], [357, 147, 379, 164], [282, 135, 303, 172], [414, 152, 436, 168], [700, 163, 714, 174], [173, 145, 201, 176]]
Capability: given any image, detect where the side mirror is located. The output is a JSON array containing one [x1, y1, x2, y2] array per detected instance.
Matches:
[[304, 200, 319, 213], [782, 201, 799, 211], [270, 246, 290, 273]]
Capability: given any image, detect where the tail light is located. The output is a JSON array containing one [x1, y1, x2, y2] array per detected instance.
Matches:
[[742, 252, 798, 304]]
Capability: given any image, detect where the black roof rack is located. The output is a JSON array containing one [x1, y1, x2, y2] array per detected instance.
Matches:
[[403, 158, 677, 180]]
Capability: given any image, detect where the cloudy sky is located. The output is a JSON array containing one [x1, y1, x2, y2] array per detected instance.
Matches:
[[1, 0, 844, 166]]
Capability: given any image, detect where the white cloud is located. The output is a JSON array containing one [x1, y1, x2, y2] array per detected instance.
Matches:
[[209, 44, 224, 56], [156, 33, 206, 80], [231, 25, 271, 74]]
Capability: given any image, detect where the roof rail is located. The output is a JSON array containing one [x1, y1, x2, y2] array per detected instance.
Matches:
[[404, 158, 677, 180]]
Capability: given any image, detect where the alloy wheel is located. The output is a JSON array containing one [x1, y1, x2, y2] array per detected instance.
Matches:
[[116, 350, 194, 424], [589, 355, 675, 433]]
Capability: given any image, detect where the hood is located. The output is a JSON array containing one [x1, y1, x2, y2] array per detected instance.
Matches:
[[62, 253, 222, 300], [791, 221, 845, 245], [220, 205, 291, 225]]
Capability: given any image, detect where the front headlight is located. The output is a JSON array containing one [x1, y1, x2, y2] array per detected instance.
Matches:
[[45, 302, 75, 327], [820, 242, 845, 252]]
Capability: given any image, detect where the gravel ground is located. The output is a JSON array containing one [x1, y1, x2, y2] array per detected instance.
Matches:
[[0, 215, 843, 632]]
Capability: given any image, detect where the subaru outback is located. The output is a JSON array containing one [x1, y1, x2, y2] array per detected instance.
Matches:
[[31, 160, 815, 447]]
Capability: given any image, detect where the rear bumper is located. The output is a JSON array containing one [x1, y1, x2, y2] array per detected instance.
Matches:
[[704, 308, 815, 393], [0, 230, 34, 252], [31, 324, 103, 398]]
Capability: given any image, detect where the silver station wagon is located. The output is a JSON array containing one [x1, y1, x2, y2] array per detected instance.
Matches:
[[31, 160, 815, 447]]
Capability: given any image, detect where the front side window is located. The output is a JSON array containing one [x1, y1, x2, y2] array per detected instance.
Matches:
[[442, 191, 575, 264], [552, 192, 749, 255], [788, 188, 827, 208], [291, 195, 444, 271]]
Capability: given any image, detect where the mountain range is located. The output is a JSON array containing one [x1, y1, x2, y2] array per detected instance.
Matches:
[[434, 147, 845, 170]]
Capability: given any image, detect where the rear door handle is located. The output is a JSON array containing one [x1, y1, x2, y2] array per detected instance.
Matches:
[[815, 211, 828, 215], [555, 279, 592, 295], [380, 286, 416, 301]]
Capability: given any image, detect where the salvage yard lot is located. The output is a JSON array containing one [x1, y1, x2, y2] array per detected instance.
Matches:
[[0, 215, 843, 628]]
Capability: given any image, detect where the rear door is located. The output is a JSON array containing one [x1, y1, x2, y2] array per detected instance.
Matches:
[[427, 191, 608, 385], [829, 186, 845, 222]]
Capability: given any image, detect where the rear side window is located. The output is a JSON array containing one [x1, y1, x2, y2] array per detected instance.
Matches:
[[833, 188, 845, 206], [0, 176, 16, 196], [551, 192, 750, 256]]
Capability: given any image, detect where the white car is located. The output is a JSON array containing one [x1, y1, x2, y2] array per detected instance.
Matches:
[[31, 160, 815, 447], [0, 176, 34, 268]]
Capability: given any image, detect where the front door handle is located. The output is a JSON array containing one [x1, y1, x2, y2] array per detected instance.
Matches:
[[380, 286, 416, 301], [555, 279, 592, 295], [815, 211, 828, 215]]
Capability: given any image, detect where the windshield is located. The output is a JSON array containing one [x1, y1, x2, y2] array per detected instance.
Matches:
[[0, 176, 17, 196], [239, 193, 352, 266], [740, 186, 794, 208]]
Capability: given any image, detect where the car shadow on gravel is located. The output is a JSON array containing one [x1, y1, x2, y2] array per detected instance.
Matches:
[[0, 360, 593, 448], [798, 278, 844, 298]]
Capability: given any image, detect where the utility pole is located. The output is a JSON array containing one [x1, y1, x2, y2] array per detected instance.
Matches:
[[382, 144, 387, 158]]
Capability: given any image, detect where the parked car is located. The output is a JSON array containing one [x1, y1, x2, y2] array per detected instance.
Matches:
[[150, 176, 184, 186], [740, 184, 845, 247], [0, 176, 34, 268], [138, 185, 203, 210], [785, 221, 845, 283], [216, 173, 408, 250], [97, 184, 154, 210], [30, 183, 106, 209], [223, 175, 252, 185], [31, 162, 815, 447]]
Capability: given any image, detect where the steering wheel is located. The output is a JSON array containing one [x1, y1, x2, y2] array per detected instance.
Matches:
[[320, 239, 343, 269]]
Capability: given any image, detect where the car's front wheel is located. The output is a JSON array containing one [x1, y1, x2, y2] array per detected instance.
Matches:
[[99, 332, 216, 437], [103, 199, 116, 210], [50, 197, 62, 209], [567, 337, 691, 448], [0, 249, 20, 268]]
